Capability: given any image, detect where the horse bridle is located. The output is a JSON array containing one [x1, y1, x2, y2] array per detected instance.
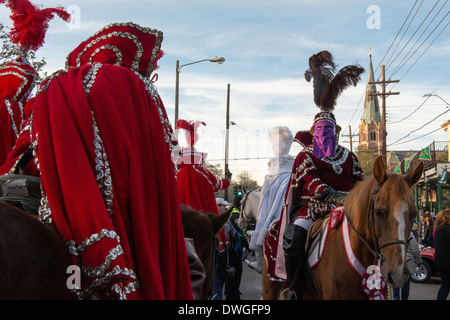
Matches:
[[345, 185, 408, 263], [240, 191, 253, 224]]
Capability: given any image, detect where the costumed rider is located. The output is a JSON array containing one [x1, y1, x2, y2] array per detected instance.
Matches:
[[249, 126, 294, 274], [0, 0, 70, 216], [0, 0, 69, 169], [176, 119, 232, 253], [32, 22, 193, 299], [282, 50, 365, 292]]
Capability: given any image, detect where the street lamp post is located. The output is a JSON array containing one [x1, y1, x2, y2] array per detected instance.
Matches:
[[423, 93, 450, 107], [174, 57, 225, 124]]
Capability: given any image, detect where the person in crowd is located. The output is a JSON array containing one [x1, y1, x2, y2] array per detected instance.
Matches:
[[420, 212, 434, 247], [212, 197, 230, 300], [224, 196, 249, 300], [434, 209, 450, 300], [393, 231, 422, 300]]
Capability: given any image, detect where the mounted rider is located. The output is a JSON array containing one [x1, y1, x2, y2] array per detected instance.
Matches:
[[280, 51, 365, 294], [176, 119, 232, 252]]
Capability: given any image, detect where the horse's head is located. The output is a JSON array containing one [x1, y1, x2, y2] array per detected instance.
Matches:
[[238, 188, 261, 229], [180, 204, 230, 299], [346, 156, 423, 288]]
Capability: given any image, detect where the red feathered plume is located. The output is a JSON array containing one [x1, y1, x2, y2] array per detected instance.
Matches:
[[2, 0, 70, 52], [176, 119, 206, 146]]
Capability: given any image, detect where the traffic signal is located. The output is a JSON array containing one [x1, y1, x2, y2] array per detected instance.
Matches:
[[236, 185, 243, 197], [233, 185, 244, 197]]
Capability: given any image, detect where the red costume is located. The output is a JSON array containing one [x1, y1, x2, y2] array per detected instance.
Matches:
[[176, 120, 230, 251], [0, 57, 37, 166], [32, 22, 192, 299], [0, 0, 70, 172]]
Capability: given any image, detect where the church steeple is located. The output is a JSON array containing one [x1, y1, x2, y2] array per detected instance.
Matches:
[[362, 53, 381, 125], [358, 51, 382, 154]]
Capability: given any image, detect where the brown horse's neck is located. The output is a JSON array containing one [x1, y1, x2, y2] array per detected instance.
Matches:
[[347, 212, 379, 270]]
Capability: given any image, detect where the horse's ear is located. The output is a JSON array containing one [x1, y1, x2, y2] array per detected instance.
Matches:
[[372, 155, 387, 185], [212, 208, 231, 234], [405, 161, 423, 188]]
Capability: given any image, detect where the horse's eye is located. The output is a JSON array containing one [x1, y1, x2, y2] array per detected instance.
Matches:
[[375, 209, 384, 217]]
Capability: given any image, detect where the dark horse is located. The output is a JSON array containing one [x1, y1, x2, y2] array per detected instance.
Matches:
[[263, 156, 423, 299], [180, 204, 230, 300], [0, 202, 71, 299]]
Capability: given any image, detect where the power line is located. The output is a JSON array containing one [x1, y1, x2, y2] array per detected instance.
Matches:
[[388, 127, 443, 146], [390, 8, 449, 82], [388, 107, 450, 147], [384, 0, 425, 72], [394, 18, 449, 84], [374, 0, 420, 74], [386, 0, 443, 74], [388, 0, 448, 78], [388, 94, 432, 124]]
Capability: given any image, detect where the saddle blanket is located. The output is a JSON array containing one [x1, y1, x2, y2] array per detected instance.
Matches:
[[307, 206, 344, 268]]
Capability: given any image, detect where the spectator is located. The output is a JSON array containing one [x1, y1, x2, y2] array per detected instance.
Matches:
[[224, 196, 249, 300], [423, 213, 434, 248], [434, 209, 450, 300], [393, 231, 422, 300], [212, 197, 230, 300]]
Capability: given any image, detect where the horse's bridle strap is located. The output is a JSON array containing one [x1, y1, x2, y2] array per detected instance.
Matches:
[[347, 183, 408, 262]]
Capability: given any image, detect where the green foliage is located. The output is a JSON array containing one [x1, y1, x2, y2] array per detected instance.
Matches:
[[355, 145, 378, 176]]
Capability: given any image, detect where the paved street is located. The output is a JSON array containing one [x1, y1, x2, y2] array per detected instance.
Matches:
[[239, 261, 448, 300]]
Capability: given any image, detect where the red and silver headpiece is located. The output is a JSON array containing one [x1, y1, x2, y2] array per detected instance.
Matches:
[[65, 22, 164, 78]]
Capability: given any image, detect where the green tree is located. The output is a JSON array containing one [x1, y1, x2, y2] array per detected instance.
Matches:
[[356, 145, 378, 177], [203, 162, 260, 200], [236, 171, 259, 191]]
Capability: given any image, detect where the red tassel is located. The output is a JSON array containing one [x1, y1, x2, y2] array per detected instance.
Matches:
[[2, 0, 70, 51]]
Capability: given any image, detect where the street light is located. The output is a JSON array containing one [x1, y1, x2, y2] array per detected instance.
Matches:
[[174, 57, 225, 124], [423, 93, 450, 108]]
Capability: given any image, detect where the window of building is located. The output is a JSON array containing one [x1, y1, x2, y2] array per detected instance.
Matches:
[[370, 132, 376, 141]]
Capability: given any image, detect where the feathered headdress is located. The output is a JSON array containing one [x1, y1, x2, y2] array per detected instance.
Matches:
[[176, 120, 206, 147], [304, 50, 364, 112], [1, 0, 71, 52]]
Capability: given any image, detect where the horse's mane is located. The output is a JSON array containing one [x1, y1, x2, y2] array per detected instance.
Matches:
[[345, 173, 415, 221]]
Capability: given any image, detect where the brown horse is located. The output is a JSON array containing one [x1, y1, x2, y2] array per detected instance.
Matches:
[[0, 202, 71, 299], [262, 156, 423, 300], [180, 204, 230, 300]]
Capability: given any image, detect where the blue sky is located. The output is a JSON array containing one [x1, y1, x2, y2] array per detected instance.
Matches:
[[1, 0, 449, 184]]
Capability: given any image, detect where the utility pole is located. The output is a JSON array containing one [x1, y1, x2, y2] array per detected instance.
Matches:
[[369, 65, 399, 163], [341, 125, 358, 152], [224, 84, 231, 202]]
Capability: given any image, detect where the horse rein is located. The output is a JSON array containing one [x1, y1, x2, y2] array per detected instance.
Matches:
[[240, 191, 253, 224], [345, 185, 408, 263]]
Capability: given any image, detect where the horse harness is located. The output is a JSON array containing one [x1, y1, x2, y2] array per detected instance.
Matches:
[[240, 190, 254, 225], [345, 185, 408, 263]]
